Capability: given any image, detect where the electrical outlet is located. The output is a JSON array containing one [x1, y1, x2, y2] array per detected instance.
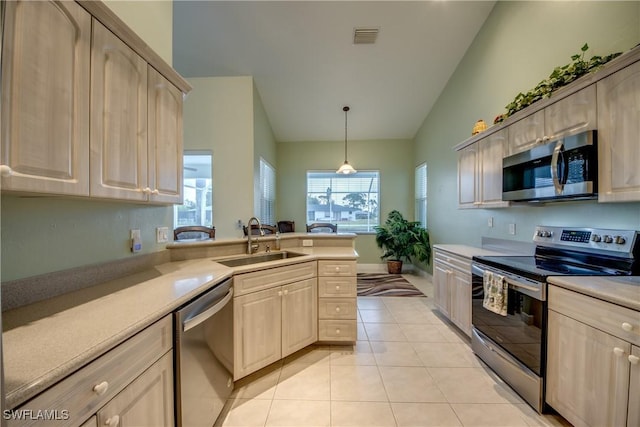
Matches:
[[508, 223, 516, 235], [130, 229, 142, 253], [156, 227, 169, 243], [302, 239, 313, 247], [488, 217, 494, 228]]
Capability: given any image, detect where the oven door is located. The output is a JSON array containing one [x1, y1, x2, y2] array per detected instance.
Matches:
[[471, 263, 546, 377]]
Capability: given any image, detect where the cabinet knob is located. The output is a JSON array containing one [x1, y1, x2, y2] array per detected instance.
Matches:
[[629, 355, 640, 365], [278, 291, 283, 297], [613, 347, 625, 357], [622, 322, 633, 332], [335, 285, 340, 290], [0, 165, 12, 177], [105, 415, 120, 426], [142, 187, 152, 194], [335, 307, 341, 312], [535, 137, 543, 144], [542, 136, 551, 142], [151, 189, 160, 195], [335, 266, 340, 272], [283, 289, 288, 296], [335, 328, 341, 334], [93, 381, 109, 396]]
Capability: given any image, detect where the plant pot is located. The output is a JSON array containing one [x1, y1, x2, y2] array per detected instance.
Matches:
[[387, 260, 403, 274]]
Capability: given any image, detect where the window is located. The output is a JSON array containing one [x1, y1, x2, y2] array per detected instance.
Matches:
[[306, 171, 380, 233], [174, 152, 213, 228], [257, 158, 276, 225], [415, 163, 427, 227]]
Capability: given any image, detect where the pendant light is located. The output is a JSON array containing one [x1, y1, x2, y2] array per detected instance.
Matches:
[[336, 106, 357, 174]]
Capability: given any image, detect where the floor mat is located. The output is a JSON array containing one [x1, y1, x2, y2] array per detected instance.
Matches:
[[356, 273, 425, 297]]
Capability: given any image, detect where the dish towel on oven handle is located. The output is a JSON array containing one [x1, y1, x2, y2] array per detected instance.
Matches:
[[483, 270, 508, 316]]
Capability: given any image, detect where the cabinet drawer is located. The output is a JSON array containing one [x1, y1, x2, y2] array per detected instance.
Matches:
[[433, 250, 472, 274], [317, 260, 356, 277], [10, 316, 173, 427], [318, 320, 357, 342], [549, 285, 640, 346], [234, 261, 317, 296], [318, 276, 357, 297], [318, 297, 357, 319]]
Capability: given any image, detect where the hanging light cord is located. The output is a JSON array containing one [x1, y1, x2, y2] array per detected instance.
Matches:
[[343, 106, 350, 161]]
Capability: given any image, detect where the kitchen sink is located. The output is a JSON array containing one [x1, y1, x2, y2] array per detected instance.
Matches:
[[216, 251, 305, 267]]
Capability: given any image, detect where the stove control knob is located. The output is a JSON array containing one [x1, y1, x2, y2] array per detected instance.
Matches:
[[591, 234, 602, 242], [538, 230, 552, 238], [603, 235, 614, 244], [614, 236, 626, 245]]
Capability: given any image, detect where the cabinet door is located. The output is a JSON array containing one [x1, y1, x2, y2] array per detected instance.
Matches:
[[479, 129, 508, 207], [1, 0, 90, 195], [597, 60, 640, 202], [282, 278, 317, 357], [451, 270, 471, 337], [546, 310, 630, 427], [90, 20, 148, 201], [147, 66, 183, 204], [457, 144, 478, 208], [97, 351, 174, 427], [507, 109, 545, 155], [629, 345, 640, 427], [234, 287, 282, 380], [545, 85, 596, 140], [433, 262, 450, 317]]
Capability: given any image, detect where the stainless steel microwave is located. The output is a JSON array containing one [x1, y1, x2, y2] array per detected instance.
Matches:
[[502, 130, 597, 202]]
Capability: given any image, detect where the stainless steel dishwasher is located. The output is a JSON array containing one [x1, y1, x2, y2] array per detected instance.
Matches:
[[175, 278, 234, 427]]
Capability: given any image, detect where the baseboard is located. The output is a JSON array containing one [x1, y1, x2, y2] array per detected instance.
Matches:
[[357, 263, 416, 274]]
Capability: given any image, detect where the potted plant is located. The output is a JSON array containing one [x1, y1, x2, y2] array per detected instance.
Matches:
[[374, 210, 431, 274]]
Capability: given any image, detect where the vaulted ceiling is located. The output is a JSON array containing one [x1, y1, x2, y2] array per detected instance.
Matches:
[[173, 1, 495, 142]]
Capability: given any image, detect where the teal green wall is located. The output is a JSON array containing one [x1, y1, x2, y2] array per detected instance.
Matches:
[[1, 1, 175, 282], [277, 139, 414, 264], [414, 1, 640, 258]]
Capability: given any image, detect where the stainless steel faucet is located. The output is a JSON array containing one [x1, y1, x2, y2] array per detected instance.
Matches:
[[247, 217, 264, 254]]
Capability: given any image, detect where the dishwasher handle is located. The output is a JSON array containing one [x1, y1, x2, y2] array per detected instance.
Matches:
[[183, 287, 233, 332]]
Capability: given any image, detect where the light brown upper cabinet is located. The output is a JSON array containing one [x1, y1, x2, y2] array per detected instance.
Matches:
[[90, 20, 149, 202], [147, 67, 184, 204], [457, 129, 508, 209], [1, 0, 189, 204], [507, 85, 597, 156], [1, 0, 91, 196], [597, 60, 640, 203]]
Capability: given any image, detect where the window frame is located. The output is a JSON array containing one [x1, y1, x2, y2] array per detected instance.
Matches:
[[257, 157, 276, 226], [174, 150, 213, 228], [415, 162, 427, 228], [306, 170, 381, 234]]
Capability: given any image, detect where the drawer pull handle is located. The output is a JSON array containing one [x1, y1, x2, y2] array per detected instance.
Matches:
[[613, 347, 625, 357], [335, 307, 341, 312], [629, 355, 640, 365], [93, 381, 109, 396], [622, 322, 633, 332], [105, 415, 120, 426]]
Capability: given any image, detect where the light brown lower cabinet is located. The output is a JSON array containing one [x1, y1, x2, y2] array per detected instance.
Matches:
[[8, 316, 173, 427], [233, 277, 317, 380], [317, 260, 357, 342], [433, 249, 472, 337], [546, 285, 639, 427]]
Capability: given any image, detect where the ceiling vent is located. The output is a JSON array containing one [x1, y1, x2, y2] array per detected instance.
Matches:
[[353, 27, 379, 44]]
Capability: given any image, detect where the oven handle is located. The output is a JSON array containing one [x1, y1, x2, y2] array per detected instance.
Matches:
[[472, 263, 544, 300], [503, 278, 540, 294], [183, 287, 233, 332]]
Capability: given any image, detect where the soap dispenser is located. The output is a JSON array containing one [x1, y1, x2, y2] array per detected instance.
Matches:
[[275, 232, 281, 250]]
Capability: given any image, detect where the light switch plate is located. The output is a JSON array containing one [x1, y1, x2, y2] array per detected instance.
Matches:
[[156, 227, 169, 243], [508, 223, 516, 235]]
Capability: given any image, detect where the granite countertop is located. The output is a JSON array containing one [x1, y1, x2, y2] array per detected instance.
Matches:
[[548, 275, 640, 312], [3, 247, 358, 409]]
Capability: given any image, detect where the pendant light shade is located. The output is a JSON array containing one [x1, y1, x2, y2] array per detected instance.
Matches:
[[336, 106, 357, 174]]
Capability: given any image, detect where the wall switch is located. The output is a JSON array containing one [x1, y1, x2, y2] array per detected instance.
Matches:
[[508, 223, 516, 235], [302, 239, 313, 247], [156, 227, 169, 243], [488, 217, 494, 228], [131, 229, 142, 253]]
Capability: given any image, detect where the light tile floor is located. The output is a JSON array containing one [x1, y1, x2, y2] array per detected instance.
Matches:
[[215, 274, 571, 427]]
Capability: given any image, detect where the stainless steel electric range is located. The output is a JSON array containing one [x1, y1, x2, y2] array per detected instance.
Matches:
[[471, 226, 639, 413]]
